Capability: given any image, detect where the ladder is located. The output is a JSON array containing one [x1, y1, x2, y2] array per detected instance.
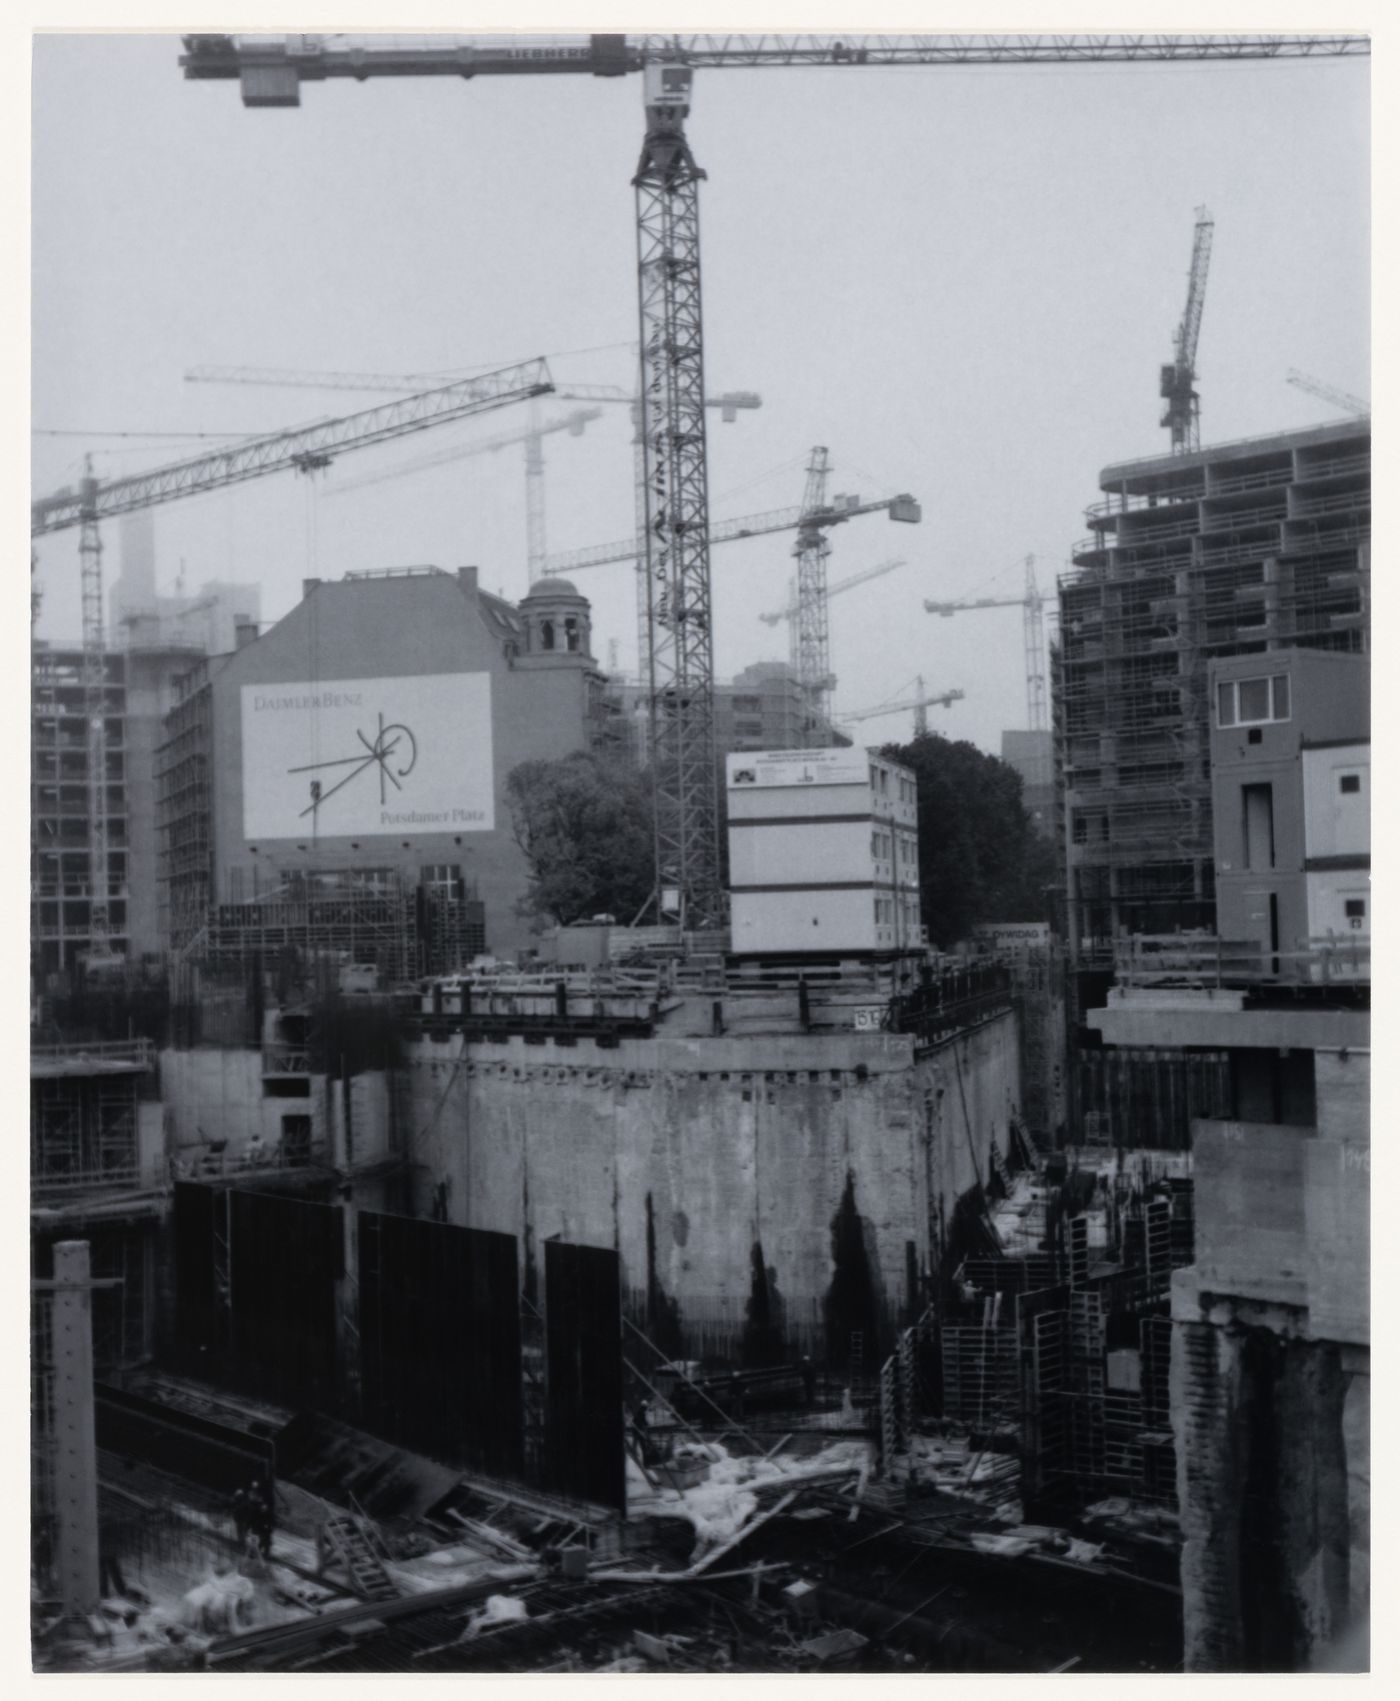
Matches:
[[318, 1513, 398, 1602]]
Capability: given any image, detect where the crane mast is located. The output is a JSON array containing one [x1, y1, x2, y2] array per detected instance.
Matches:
[[1161, 206, 1214, 453], [633, 61, 721, 925], [793, 448, 834, 745], [924, 554, 1047, 733], [1023, 557, 1048, 734], [78, 462, 115, 964]]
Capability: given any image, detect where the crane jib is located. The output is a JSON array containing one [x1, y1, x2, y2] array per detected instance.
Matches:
[[180, 34, 1370, 88], [31, 362, 555, 535]]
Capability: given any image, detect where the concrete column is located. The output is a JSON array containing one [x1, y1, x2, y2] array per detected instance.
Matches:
[[336, 1197, 362, 1415], [52, 1240, 100, 1618], [1172, 1319, 1246, 1670], [1341, 1348, 1369, 1630]]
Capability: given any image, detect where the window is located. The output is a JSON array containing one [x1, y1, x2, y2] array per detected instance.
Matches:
[[1340, 773, 1361, 795], [1345, 899, 1366, 920], [1217, 673, 1291, 727]]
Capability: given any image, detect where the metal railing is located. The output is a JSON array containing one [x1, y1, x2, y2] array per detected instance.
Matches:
[[1114, 931, 1369, 988], [262, 1045, 313, 1075], [1294, 451, 1370, 482], [170, 1141, 332, 1181], [31, 1161, 145, 1197], [1085, 486, 1204, 522], [1291, 488, 1370, 519], [1206, 464, 1295, 497], [31, 1037, 154, 1071]]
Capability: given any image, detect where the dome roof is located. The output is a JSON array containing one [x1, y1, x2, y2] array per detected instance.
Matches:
[[524, 575, 583, 599]]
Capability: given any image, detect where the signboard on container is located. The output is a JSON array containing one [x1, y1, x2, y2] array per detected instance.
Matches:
[[241, 672, 494, 839], [971, 922, 1051, 954], [727, 747, 869, 790]]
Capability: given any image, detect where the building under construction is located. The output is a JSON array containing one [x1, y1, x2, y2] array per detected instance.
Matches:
[[1055, 418, 1368, 1140], [1057, 417, 1368, 957]]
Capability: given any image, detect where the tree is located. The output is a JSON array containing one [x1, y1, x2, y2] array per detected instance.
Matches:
[[506, 750, 654, 927], [880, 732, 1055, 948]]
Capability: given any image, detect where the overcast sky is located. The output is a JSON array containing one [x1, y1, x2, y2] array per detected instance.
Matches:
[[31, 32, 1368, 757]]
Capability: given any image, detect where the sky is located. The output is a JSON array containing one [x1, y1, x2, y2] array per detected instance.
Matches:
[[30, 30, 1369, 759]]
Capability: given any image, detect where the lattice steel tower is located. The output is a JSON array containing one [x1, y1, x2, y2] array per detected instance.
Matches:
[[634, 63, 722, 926], [78, 461, 113, 959], [793, 448, 836, 744]]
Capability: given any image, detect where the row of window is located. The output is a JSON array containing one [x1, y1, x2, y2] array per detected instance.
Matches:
[[874, 894, 922, 930], [1218, 673, 1290, 727], [868, 766, 917, 805], [871, 828, 918, 864]]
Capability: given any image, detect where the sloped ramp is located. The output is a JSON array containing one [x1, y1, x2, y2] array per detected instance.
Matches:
[[274, 1411, 463, 1525]]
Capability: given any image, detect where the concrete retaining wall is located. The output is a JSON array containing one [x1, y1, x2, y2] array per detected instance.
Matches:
[[403, 1010, 1020, 1355]]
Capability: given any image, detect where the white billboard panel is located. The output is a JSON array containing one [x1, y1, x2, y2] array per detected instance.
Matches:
[[726, 747, 869, 790], [241, 673, 494, 840]]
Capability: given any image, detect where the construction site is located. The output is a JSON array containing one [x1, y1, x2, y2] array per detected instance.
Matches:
[[30, 31, 1369, 1678]]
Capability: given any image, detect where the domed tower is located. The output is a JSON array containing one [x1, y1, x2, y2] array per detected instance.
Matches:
[[518, 577, 593, 663]]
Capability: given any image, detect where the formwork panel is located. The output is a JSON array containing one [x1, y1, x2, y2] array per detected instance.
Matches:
[[544, 1240, 625, 1512], [358, 1212, 523, 1480], [229, 1190, 342, 1408]]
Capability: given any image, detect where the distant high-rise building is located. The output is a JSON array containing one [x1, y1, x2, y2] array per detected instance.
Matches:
[[1000, 728, 1053, 838], [606, 658, 847, 769]]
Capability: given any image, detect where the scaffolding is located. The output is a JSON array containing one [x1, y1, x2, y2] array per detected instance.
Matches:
[[30, 1042, 154, 1197], [32, 644, 130, 978], [1058, 421, 1369, 955], [156, 658, 215, 954]]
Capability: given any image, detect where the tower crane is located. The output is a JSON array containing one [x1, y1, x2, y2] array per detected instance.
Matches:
[[758, 556, 907, 628], [187, 364, 760, 644], [1285, 369, 1370, 418], [323, 408, 603, 495], [180, 30, 1368, 927], [925, 555, 1048, 733], [839, 678, 965, 740], [31, 358, 552, 964], [1161, 206, 1215, 453], [545, 487, 920, 574]]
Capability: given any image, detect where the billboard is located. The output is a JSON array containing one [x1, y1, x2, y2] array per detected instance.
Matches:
[[241, 673, 494, 839], [727, 747, 869, 790]]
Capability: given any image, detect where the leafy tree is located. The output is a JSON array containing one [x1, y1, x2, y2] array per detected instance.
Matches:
[[506, 750, 654, 927], [880, 732, 1055, 948]]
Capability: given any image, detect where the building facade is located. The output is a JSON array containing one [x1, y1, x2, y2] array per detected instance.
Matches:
[[158, 567, 610, 969], [1057, 418, 1368, 959], [1208, 649, 1368, 970], [1089, 653, 1369, 1672], [726, 747, 921, 956], [32, 639, 211, 982], [607, 658, 847, 768], [999, 728, 1054, 838]]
